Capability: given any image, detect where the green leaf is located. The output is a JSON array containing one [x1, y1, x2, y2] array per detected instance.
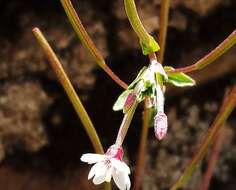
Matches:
[[140, 37, 160, 55], [167, 73, 196, 87], [164, 66, 196, 87], [128, 67, 147, 89], [113, 90, 133, 111]]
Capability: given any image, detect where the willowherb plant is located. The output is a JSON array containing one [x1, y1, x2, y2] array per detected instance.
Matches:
[[33, 0, 236, 190]]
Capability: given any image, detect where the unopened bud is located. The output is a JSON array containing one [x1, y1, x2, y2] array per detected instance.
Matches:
[[154, 112, 168, 140], [124, 92, 137, 112]]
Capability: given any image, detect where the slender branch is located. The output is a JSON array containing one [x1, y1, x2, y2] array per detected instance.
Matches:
[[198, 129, 224, 190], [133, 52, 158, 190], [168, 29, 236, 74], [124, 0, 159, 54], [33, 27, 104, 154], [157, 0, 170, 63], [133, 99, 152, 190], [60, 0, 128, 89], [115, 101, 138, 147], [170, 85, 236, 190], [124, 0, 151, 44]]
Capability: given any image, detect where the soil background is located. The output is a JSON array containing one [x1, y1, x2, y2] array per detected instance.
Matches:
[[0, 0, 235, 190]]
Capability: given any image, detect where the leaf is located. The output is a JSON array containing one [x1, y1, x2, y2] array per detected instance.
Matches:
[[140, 37, 160, 55], [128, 67, 147, 89], [168, 73, 195, 87], [164, 66, 196, 87], [113, 90, 133, 111]]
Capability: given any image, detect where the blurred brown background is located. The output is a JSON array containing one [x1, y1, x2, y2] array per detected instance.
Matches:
[[0, 0, 235, 189]]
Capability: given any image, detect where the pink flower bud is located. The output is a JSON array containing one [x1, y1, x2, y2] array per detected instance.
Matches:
[[105, 145, 123, 160], [154, 112, 168, 140], [124, 92, 137, 112]]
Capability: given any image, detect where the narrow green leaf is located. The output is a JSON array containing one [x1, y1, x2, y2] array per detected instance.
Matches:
[[113, 90, 133, 111], [164, 66, 195, 87], [128, 66, 147, 89], [168, 73, 195, 87]]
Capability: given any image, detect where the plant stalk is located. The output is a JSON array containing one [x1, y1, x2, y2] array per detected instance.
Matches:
[[33, 27, 104, 154], [61, 0, 128, 89], [133, 99, 152, 190], [115, 101, 138, 146], [157, 0, 170, 63], [124, 0, 151, 45], [198, 129, 224, 190], [170, 85, 236, 190], [168, 29, 236, 74]]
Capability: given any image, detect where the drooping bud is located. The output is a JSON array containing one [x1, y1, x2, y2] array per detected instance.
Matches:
[[124, 92, 137, 113], [154, 112, 168, 140]]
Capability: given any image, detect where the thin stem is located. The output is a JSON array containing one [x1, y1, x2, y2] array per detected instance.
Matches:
[[133, 99, 152, 190], [115, 101, 138, 146], [124, 0, 151, 45], [168, 29, 236, 74], [199, 130, 224, 190], [61, 0, 128, 89], [157, 0, 170, 63], [170, 85, 236, 190], [33, 27, 104, 154], [148, 52, 157, 61]]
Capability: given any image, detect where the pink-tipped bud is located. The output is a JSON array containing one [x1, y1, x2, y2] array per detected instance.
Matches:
[[105, 145, 123, 160], [154, 113, 168, 140], [124, 92, 137, 112]]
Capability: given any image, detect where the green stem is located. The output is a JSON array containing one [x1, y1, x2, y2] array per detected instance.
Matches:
[[33, 27, 104, 154], [124, 0, 150, 44], [157, 0, 170, 63], [61, 0, 128, 89], [170, 85, 236, 190], [168, 29, 236, 74], [124, 0, 159, 55], [115, 101, 138, 146]]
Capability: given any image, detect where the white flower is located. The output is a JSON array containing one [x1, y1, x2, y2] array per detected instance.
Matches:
[[80, 145, 131, 190]]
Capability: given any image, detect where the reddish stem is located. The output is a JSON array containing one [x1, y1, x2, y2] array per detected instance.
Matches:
[[168, 30, 236, 74], [133, 99, 152, 190], [199, 130, 224, 190]]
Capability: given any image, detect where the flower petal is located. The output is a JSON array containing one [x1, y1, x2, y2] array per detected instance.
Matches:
[[80, 153, 106, 164], [88, 162, 103, 180], [93, 173, 106, 185], [124, 173, 131, 190], [113, 170, 126, 190], [111, 158, 130, 174], [91, 162, 107, 185], [105, 167, 113, 182], [112, 170, 130, 190]]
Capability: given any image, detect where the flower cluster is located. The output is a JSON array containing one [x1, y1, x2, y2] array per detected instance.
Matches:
[[113, 59, 195, 141], [81, 59, 195, 190], [113, 59, 169, 140]]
